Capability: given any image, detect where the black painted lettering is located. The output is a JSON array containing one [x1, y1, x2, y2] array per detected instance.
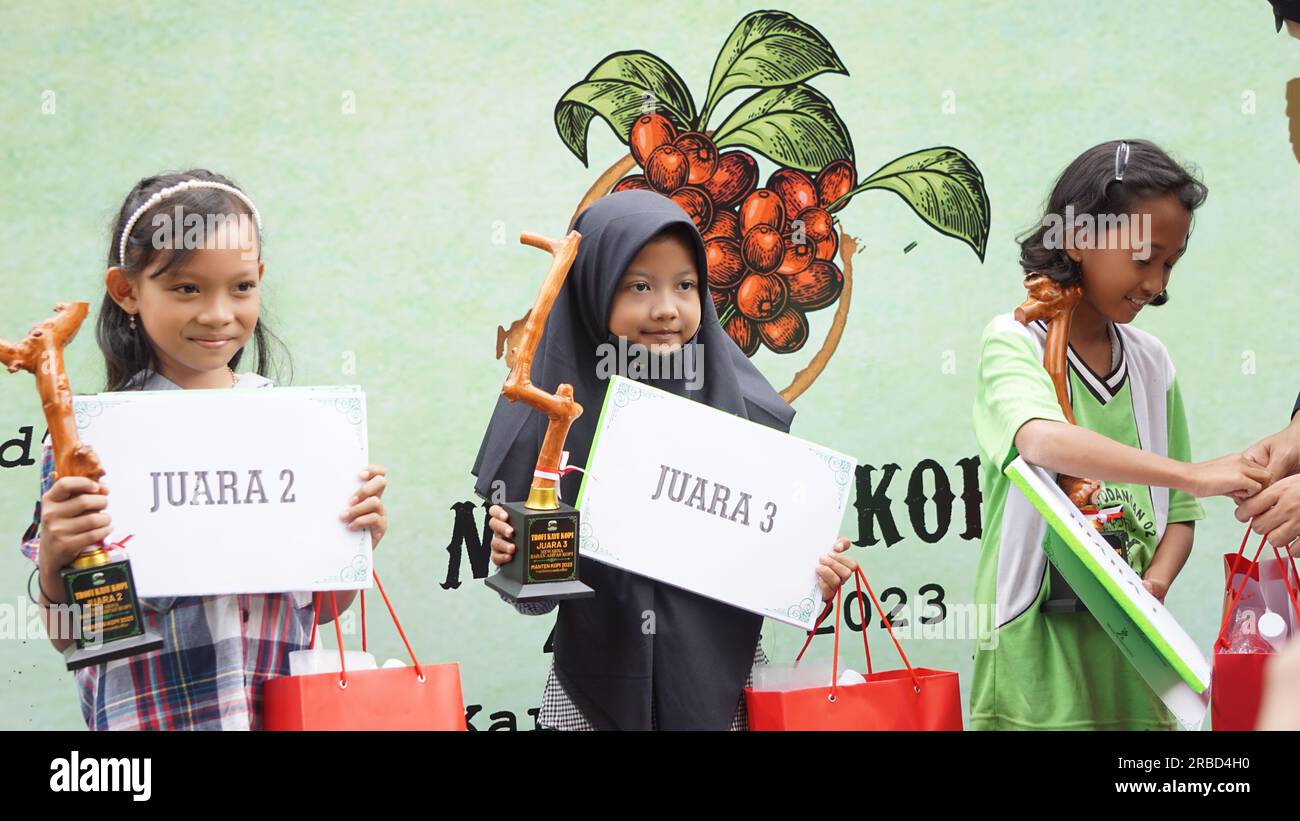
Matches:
[[854, 463, 902, 547], [488, 710, 518, 731], [957, 455, 983, 541], [0, 426, 35, 468], [905, 459, 954, 544], [440, 501, 491, 590]]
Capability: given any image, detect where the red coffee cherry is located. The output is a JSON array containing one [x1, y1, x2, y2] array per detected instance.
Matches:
[[759, 306, 809, 353], [674, 132, 719, 185], [702, 209, 740, 241], [767, 168, 818, 222], [814, 229, 838, 261], [795, 207, 834, 242], [645, 144, 690, 192], [711, 285, 731, 315], [670, 186, 714, 232], [725, 313, 760, 357], [815, 159, 856, 213], [777, 232, 814, 276], [736, 272, 788, 322], [705, 237, 745, 289], [630, 114, 677, 167], [739, 189, 785, 235], [702, 152, 758, 209], [742, 225, 785, 274], [785, 260, 843, 311], [612, 175, 652, 193]]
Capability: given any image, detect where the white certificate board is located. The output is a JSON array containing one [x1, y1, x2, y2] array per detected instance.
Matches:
[[73, 386, 371, 597], [1005, 456, 1211, 729], [575, 375, 857, 630]]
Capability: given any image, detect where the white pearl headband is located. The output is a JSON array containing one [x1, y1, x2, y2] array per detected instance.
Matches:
[[117, 179, 263, 268]]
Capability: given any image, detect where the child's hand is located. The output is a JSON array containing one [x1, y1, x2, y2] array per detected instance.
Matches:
[[487, 504, 515, 566], [1235, 474, 1300, 551], [342, 465, 387, 549], [39, 476, 113, 570], [816, 537, 856, 602], [1141, 574, 1170, 604], [1184, 452, 1270, 500]]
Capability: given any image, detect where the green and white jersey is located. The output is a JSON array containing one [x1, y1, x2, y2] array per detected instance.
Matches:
[[970, 313, 1204, 730]]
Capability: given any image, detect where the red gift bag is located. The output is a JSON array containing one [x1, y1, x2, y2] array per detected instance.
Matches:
[[264, 571, 467, 731], [1211, 528, 1300, 731], [746, 566, 962, 731]]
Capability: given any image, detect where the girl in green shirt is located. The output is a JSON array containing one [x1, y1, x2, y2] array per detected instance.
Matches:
[[971, 140, 1270, 729]]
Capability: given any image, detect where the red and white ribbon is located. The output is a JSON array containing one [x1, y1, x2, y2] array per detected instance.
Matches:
[[1091, 505, 1123, 525], [533, 451, 585, 497]]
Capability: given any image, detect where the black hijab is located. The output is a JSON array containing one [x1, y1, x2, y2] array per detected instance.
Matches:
[[471, 190, 794, 729], [1273, 0, 1300, 30]]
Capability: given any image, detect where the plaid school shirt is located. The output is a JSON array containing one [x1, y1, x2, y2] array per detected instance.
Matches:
[[20, 371, 317, 730]]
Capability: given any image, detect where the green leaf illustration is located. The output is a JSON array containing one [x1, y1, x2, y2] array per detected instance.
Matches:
[[711, 84, 853, 173], [554, 50, 696, 166], [698, 10, 847, 130], [837, 147, 990, 261]]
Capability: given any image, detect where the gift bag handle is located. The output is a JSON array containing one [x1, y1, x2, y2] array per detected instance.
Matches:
[[1215, 521, 1300, 651], [795, 566, 923, 702], [307, 567, 425, 689]]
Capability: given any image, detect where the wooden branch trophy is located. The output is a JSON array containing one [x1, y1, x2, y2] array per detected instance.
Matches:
[[1, 303, 163, 668], [485, 232, 596, 603], [1015, 275, 1117, 613]]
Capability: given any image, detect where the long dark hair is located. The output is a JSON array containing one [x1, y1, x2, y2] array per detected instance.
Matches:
[[1017, 139, 1208, 307], [97, 169, 291, 390]]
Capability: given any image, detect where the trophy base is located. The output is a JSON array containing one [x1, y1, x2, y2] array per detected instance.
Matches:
[[60, 552, 163, 670], [63, 630, 165, 671], [485, 499, 595, 603], [486, 573, 594, 603]]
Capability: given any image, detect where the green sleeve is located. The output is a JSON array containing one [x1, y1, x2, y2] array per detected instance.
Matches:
[[1165, 376, 1205, 523], [972, 317, 1069, 471]]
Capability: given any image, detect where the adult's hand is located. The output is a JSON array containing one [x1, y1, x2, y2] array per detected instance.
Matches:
[[1243, 414, 1300, 484], [1235, 474, 1300, 554]]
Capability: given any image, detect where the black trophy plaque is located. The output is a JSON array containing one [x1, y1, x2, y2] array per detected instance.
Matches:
[[61, 551, 162, 669]]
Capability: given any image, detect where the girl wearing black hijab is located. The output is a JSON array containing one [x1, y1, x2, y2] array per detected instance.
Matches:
[[472, 190, 856, 730]]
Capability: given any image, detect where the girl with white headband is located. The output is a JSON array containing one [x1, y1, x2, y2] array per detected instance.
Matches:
[[18, 169, 392, 730]]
